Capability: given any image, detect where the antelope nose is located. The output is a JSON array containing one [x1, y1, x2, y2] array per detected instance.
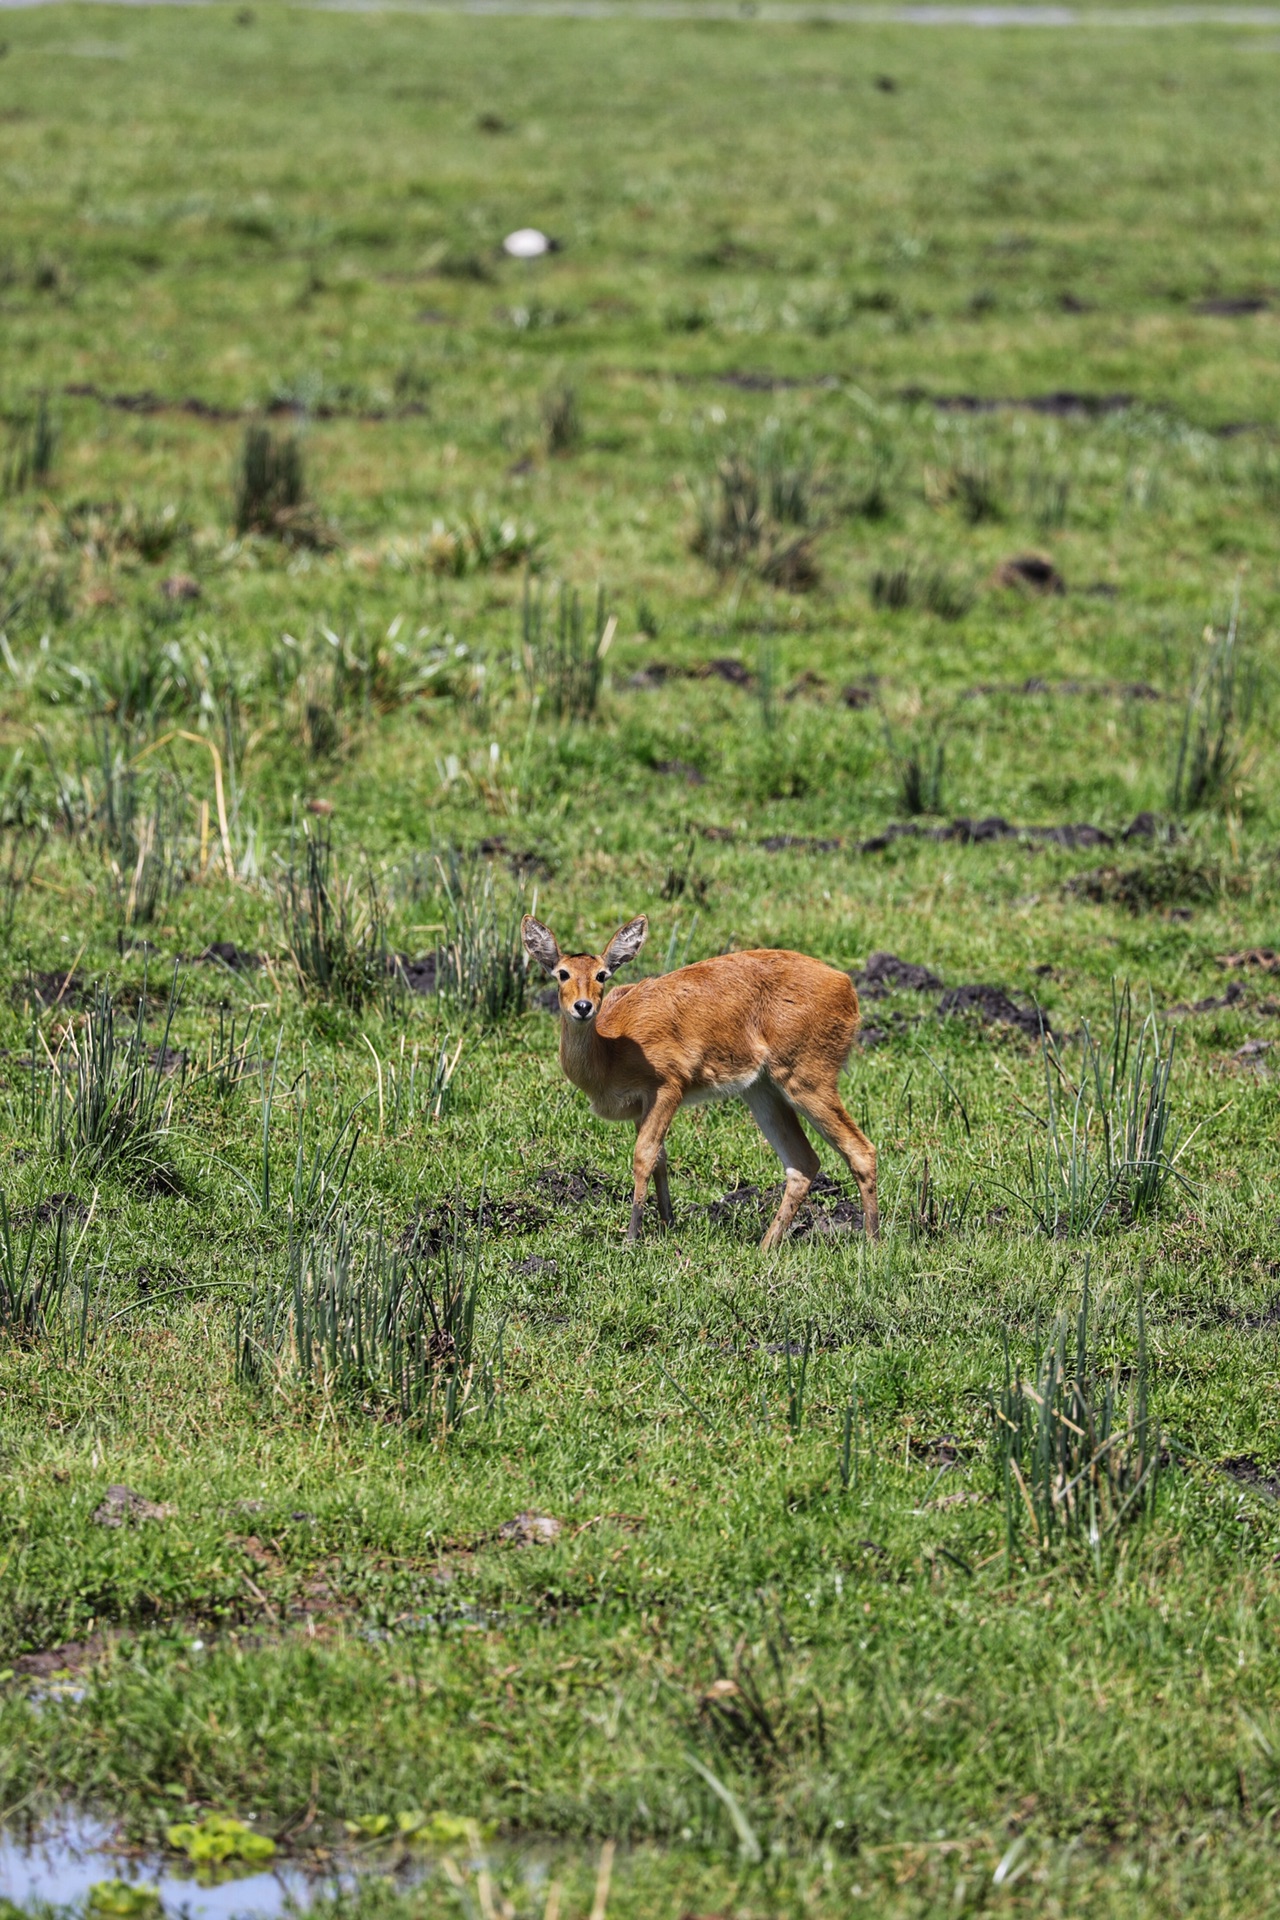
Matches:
[[572, 998, 593, 1019]]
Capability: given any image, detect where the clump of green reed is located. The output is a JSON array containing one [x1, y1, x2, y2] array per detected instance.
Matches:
[[845, 436, 897, 520], [433, 852, 528, 1024], [425, 512, 542, 578], [521, 578, 616, 722], [103, 769, 191, 928], [948, 441, 1002, 523], [882, 710, 946, 814], [278, 830, 390, 1013], [3, 395, 58, 494], [690, 435, 821, 591], [235, 1206, 500, 1431], [992, 1264, 1161, 1566], [1170, 590, 1261, 812], [1015, 982, 1187, 1236], [47, 978, 184, 1186], [0, 823, 46, 944], [0, 1192, 76, 1343], [234, 423, 335, 547], [541, 382, 581, 454], [870, 559, 972, 620]]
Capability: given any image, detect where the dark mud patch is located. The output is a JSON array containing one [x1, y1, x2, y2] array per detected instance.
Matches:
[[496, 1512, 562, 1546], [705, 1170, 864, 1240], [853, 951, 944, 997], [857, 815, 1121, 855], [700, 370, 841, 393], [1066, 852, 1221, 913], [962, 679, 1164, 702], [993, 552, 1065, 594], [196, 941, 263, 972], [533, 1163, 622, 1207], [475, 834, 554, 880], [760, 833, 842, 854], [11, 1191, 88, 1229], [625, 661, 677, 689], [92, 1484, 175, 1528], [901, 387, 1133, 417], [841, 679, 877, 709], [1220, 1455, 1280, 1499], [1192, 295, 1269, 317], [1168, 981, 1248, 1015], [11, 1635, 109, 1679], [698, 655, 753, 686], [1219, 948, 1280, 973], [403, 1192, 549, 1254], [909, 1432, 969, 1469], [12, 968, 88, 1011], [64, 381, 430, 425], [390, 951, 438, 996], [857, 1009, 925, 1049], [701, 813, 1153, 860], [938, 984, 1049, 1039]]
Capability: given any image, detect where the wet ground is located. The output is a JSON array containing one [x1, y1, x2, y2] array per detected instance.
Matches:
[[0, 1812, 357, 1920]]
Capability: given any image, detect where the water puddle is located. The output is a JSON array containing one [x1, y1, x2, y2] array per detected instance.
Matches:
[[0, 1813, 365, 1918], [0, 1813, 556, 1918]]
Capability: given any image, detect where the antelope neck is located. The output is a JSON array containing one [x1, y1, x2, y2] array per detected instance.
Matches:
[[559, 1006, 610, 1093]]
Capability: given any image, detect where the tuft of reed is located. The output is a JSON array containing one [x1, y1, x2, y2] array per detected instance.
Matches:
[[690, 436, 821, 590], [0, 823, 46, 944], [870, 559, 972, 620], [521, 578, 615, 723], [278, 830, 389, 1013], [433, 853, 528, 1024], [235, 1206, 501, 1432], [425, 512, 542, 578], [991, 1263, 1161, 1565], [0, 1192, 76, 1343], [48, 977, 183, 1185], [949, 444, 1001, 523], [234, 424, 335, 547], [1015, 982, 1186, 1236], [541, 382, 581, 454], [1169, 588, 1260, 813], [882, 710, 946, 814], [3, 395, 58, 495]]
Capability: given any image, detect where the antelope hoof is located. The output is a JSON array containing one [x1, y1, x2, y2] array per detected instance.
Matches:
[[627, 1203, 645, 1241]]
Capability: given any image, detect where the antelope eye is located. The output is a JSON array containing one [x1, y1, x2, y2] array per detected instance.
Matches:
[[595, 972, 608, 984], [557, 969, 570, 982]]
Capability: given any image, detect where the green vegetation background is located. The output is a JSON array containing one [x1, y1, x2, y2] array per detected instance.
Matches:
[[1, 7, 1280, 1915]]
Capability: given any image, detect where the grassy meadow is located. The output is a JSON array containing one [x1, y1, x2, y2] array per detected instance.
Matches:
[[3, 5, 1280, 1914]]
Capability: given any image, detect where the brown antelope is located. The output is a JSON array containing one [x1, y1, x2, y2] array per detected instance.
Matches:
[[521, 913, 878, 1248]]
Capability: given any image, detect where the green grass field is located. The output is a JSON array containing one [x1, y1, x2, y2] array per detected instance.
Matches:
[[2, 6, 1280, 1915]]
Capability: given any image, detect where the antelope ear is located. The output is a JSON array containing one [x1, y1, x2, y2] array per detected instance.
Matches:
[[602, 915, 648, 976], [521, 915, 562, 973]]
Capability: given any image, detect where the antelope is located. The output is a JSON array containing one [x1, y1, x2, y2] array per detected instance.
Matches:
[[521, 914, 878, 1248]]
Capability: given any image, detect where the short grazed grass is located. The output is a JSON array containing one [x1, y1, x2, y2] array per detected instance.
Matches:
[[2, 7, 1280, 1915]]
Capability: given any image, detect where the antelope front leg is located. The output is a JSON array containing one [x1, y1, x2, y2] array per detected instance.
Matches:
[[629, 1089, 681, 1241], [653, 1143, 674, 1227]]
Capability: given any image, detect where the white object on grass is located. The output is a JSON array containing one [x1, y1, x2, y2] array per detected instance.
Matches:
[[503, 228, 551, 259]]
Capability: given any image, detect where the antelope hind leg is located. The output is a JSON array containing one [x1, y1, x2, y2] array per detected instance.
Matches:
[[744, 1080, 821, 1252]]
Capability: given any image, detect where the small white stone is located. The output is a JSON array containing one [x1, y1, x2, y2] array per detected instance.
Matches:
[[503, 228, 551, 259]]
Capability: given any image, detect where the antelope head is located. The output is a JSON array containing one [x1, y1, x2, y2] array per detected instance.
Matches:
[[521, 914, 648, 1024]]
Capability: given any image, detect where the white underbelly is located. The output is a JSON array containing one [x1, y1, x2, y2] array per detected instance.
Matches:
[[684, 1070, 762, 1107]]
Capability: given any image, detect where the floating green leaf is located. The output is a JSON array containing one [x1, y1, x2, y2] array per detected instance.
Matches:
[[87, 1882, 162, 1918], [165, 1813, 275, 1866]]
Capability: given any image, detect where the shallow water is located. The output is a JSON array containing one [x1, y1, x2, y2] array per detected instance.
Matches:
[[0, 1813, 361, 1919]]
